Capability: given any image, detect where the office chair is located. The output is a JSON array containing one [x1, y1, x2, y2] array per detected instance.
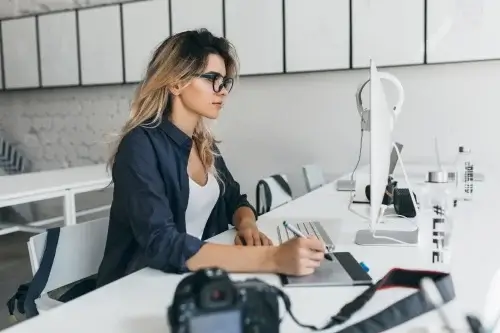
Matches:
[[302, 164, 326, 192], [255, 174, 293, 216]]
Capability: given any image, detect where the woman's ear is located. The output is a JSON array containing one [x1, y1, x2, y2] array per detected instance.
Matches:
[[169, 84, 181, 96], [170, 80, 192, 96]]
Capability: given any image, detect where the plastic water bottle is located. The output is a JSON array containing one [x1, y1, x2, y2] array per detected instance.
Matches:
[[455, 146, 474, 201], [418, 171, 455, 272]]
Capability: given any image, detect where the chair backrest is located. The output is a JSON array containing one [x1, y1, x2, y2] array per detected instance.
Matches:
[[27, 217, 109, 295], [255, 174, 293, 215], [302, 164, 326, 192]]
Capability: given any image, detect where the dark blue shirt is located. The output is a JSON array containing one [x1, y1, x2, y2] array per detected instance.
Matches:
[[96, 118, 257, 287]]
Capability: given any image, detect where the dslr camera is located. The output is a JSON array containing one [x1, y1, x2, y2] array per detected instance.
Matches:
[[167, 267, 280, 333]]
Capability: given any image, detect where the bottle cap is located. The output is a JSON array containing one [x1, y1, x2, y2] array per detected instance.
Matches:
[[427, 171, 448, 183], [459, 146, 471, 153]]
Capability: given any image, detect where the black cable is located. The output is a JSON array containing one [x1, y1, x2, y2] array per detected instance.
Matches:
[[350, 125, 364, 184], [353, 130, 364, 176], [347, 118, 366, 216]]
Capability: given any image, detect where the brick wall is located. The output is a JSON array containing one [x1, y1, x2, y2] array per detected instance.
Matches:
[[0, 86, 129, 219], [0, 86, 133, 171]]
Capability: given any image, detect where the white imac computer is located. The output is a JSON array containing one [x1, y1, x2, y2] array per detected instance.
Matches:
[[354, 60, 419, 246]]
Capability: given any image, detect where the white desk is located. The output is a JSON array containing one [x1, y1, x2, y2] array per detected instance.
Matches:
[[4, 164, 499, 332], [0, 164, 111, 235]]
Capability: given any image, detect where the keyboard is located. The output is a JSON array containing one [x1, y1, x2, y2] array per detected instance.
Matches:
[[276, 221, 336, 253]]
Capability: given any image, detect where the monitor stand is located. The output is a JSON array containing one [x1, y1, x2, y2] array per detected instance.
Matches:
[[354, 229, 418, 246], [354, 141, 420, 247]]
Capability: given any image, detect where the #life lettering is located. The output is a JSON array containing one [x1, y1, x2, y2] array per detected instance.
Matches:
[[431, 205, 447, 264]]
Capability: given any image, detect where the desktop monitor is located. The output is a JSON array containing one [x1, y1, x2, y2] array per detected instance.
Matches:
[[368, 60, 393, 227], [354, 60, 419, 246]]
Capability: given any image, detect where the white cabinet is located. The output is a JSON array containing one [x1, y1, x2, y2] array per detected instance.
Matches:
[[78, 5, 123, 85], [122, 0, 170, 83], [2, 17, 40, 89], [285, 0, 350, 72], [171, 0, 223, 37], [38, 11, 79, 87], [225, 0, 284, 75], [352, 0, 425, 68]]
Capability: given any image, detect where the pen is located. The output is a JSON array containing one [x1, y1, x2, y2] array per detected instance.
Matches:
[[283, 221, 333, 261]]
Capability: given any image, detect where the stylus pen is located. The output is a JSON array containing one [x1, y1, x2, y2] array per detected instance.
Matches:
[[283, 221, 333, 261]]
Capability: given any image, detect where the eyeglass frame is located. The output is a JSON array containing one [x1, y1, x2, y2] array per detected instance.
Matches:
[[198, 72, 234, 93]]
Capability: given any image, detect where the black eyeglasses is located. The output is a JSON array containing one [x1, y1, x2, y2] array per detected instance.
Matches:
[[199, 72, 234, 93]]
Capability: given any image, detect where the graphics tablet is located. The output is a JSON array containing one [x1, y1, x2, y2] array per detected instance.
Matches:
[[280, 252, 373, 287]]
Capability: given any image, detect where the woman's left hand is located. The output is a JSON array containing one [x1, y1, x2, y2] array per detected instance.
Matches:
[[234, 220, 273, 246]]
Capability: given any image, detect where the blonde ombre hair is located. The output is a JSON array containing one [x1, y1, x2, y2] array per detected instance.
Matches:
[[108, 29, 238, 177]]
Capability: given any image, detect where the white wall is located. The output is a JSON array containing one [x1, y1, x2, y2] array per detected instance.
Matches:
[[0, 0, 499, 213], [217, 60, 500, 199]]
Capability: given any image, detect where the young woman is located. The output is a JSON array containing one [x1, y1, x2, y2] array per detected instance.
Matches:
[[96, 29, 325, 287]]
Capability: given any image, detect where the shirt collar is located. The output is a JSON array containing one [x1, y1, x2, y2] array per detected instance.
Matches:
[[159, 117, 192, 152]]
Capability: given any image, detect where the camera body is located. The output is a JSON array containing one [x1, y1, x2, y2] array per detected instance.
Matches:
[[167, 268, 280, 333]]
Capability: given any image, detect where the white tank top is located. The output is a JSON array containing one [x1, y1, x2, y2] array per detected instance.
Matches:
[[185, 173, 220, 239]]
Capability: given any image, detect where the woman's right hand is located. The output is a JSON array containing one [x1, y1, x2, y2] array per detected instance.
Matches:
[[272, 236, 326, 276]]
